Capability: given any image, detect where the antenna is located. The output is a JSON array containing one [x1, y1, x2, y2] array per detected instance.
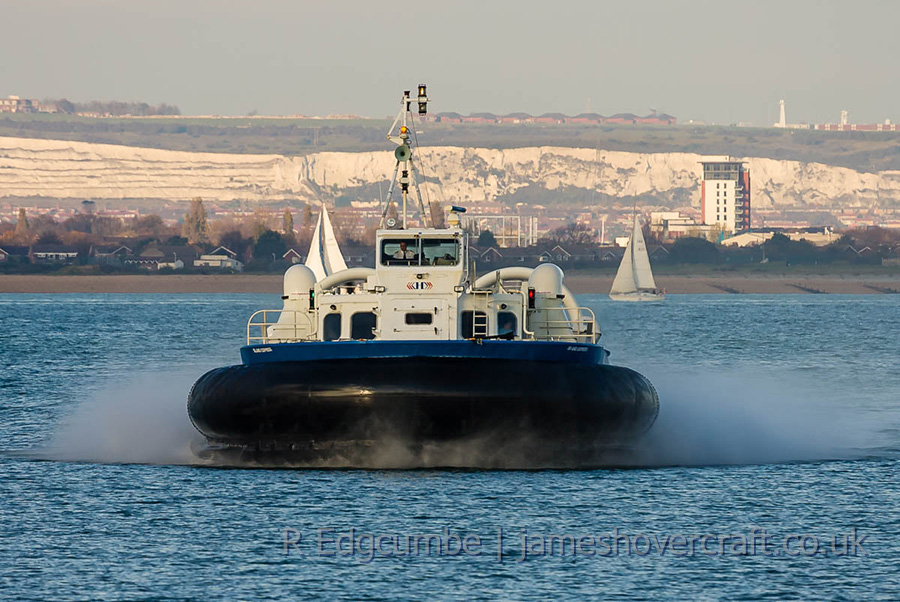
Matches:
[[379, 85, 430, 229]]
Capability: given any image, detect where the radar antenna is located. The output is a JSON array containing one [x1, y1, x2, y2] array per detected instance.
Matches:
[[379, 85, 430, 229]]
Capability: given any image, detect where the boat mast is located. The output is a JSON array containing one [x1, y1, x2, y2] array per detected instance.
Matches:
[[380, 85, 430, 229], [630, 210, 639, 288]]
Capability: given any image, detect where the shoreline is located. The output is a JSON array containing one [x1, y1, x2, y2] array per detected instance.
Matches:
[[1, 274, 899, 294]]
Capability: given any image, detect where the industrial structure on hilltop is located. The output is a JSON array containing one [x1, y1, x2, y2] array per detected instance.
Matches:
[[774, 99, 898, 132], [429, 110, 676, 126]]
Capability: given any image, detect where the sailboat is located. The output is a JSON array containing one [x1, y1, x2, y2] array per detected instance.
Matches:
[[609, 214, 665, 302], [304, 205, 347, 281]]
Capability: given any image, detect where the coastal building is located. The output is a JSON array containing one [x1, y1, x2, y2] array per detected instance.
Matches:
[[814, 109, 899, 132], [193, 246, 243, 271], [91, 244, 133, 265], [720, 232, 771, 248], [31, 244, 79, 263], [605, 113, 638, 125], [0, 96, 38, 113], [434, 112, 463, 124], [0, 246, 31, 262], [534, 113, 567, 124], [815, 122, 898, 132], [125, 244, 199, 270], [634, 110, 677, 125], [649, 211, 697, 240], [433, 110, 675, 126], [462, 113, 497, 124], [499, 113, 532, 124], [567, 113, 603, 125], [282, 248, 304, 264], [700, 157, 751, 234], [721, 227, 838, 248]]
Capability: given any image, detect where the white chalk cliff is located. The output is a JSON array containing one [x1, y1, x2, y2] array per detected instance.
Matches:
[[1, 136, 899, 208]]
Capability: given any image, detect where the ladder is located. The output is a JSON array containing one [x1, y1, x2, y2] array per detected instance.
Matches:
[[471, 289, 491, 338]]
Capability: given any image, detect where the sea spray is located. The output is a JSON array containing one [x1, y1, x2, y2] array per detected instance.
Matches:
[[40, 365, 893, 469], [47, 370, 207, 465], [634, 367, 889, 467]]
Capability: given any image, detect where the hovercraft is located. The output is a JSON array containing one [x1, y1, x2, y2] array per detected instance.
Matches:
[[187, 86, 658, 468]]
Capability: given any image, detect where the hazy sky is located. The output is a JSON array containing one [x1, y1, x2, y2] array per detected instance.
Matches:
[[3, 0, 898, 126]]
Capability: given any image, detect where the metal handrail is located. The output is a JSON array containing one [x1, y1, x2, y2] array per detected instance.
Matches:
[[246, 305, 598, 345], [525, 306, 599, 344], [247, 309, 317, 344]]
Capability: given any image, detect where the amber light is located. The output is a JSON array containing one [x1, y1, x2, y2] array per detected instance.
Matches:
[[417, 84, 428, 114]]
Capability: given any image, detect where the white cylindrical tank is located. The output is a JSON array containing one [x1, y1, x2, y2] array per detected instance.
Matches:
[[268, 265, 318, 341], [527, 263, 564, 295], [283, 264, 317, 297], [527, 263, 577, 340]]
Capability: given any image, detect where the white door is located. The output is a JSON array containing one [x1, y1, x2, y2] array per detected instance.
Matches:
[[386, 298, 449, 340]]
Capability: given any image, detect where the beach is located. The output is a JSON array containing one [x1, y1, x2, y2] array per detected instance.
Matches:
[[568, 273, 900, 294], [1, 273, 899, 294]]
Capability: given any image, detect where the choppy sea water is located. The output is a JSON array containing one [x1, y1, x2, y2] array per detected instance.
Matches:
[[1, 293, 899, 600]]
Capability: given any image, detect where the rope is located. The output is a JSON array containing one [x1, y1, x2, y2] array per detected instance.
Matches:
[[408, 111, 434, 209]]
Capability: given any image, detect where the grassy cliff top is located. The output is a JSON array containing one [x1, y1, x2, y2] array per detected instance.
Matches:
[[2, 113, 900, 172]]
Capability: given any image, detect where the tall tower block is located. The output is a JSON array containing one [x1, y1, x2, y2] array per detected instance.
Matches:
[[700, 157, 751, 234]]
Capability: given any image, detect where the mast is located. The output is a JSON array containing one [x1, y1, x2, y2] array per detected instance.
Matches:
[[380, 85, 430, 229], [630, 215, 639, 287]]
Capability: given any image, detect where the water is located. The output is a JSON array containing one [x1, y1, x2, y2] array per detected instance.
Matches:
[[1, 293, 899, 600]]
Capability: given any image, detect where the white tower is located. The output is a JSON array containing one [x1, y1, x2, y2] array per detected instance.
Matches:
[[840, 110, 848, 126], [776, 100, 786, 128]]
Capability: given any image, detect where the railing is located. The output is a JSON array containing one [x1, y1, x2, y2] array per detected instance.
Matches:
[[247, 310, 316, 345], [523, 306, 599, 344], [246, 306, 598, 345]]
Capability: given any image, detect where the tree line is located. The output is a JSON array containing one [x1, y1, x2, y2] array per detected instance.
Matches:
[[653, 231, 899, 266], [0, 199, 374, 272], [4, 203, 899, 273], [45, 98, 181, 116], [477, 220, 900, 266]]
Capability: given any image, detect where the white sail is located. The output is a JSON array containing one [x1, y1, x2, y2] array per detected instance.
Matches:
[[610, 233, 636, 294], [321, 207, 348, 275], [630, 215, 657, 290], [610, 214, 661, 300], [304, 206, 347, 282], [304, 212, 327, 281]]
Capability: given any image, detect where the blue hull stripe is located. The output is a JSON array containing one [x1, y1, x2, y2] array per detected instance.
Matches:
[[241, 339, 607, 366]]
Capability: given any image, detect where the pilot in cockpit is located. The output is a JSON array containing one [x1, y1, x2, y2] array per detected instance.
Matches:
[[392, 241, 416, 260]]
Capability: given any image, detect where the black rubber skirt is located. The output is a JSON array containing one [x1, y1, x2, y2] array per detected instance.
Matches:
[[188, 358, 658, 459]]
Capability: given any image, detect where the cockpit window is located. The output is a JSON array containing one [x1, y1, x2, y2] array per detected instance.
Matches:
[[422, 239, 459, 266], [381, 239, 419, 266], [380, 238, 460, 266]]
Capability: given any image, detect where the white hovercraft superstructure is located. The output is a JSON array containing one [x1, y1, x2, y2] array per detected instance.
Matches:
[[187, 86, 659, 468]]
